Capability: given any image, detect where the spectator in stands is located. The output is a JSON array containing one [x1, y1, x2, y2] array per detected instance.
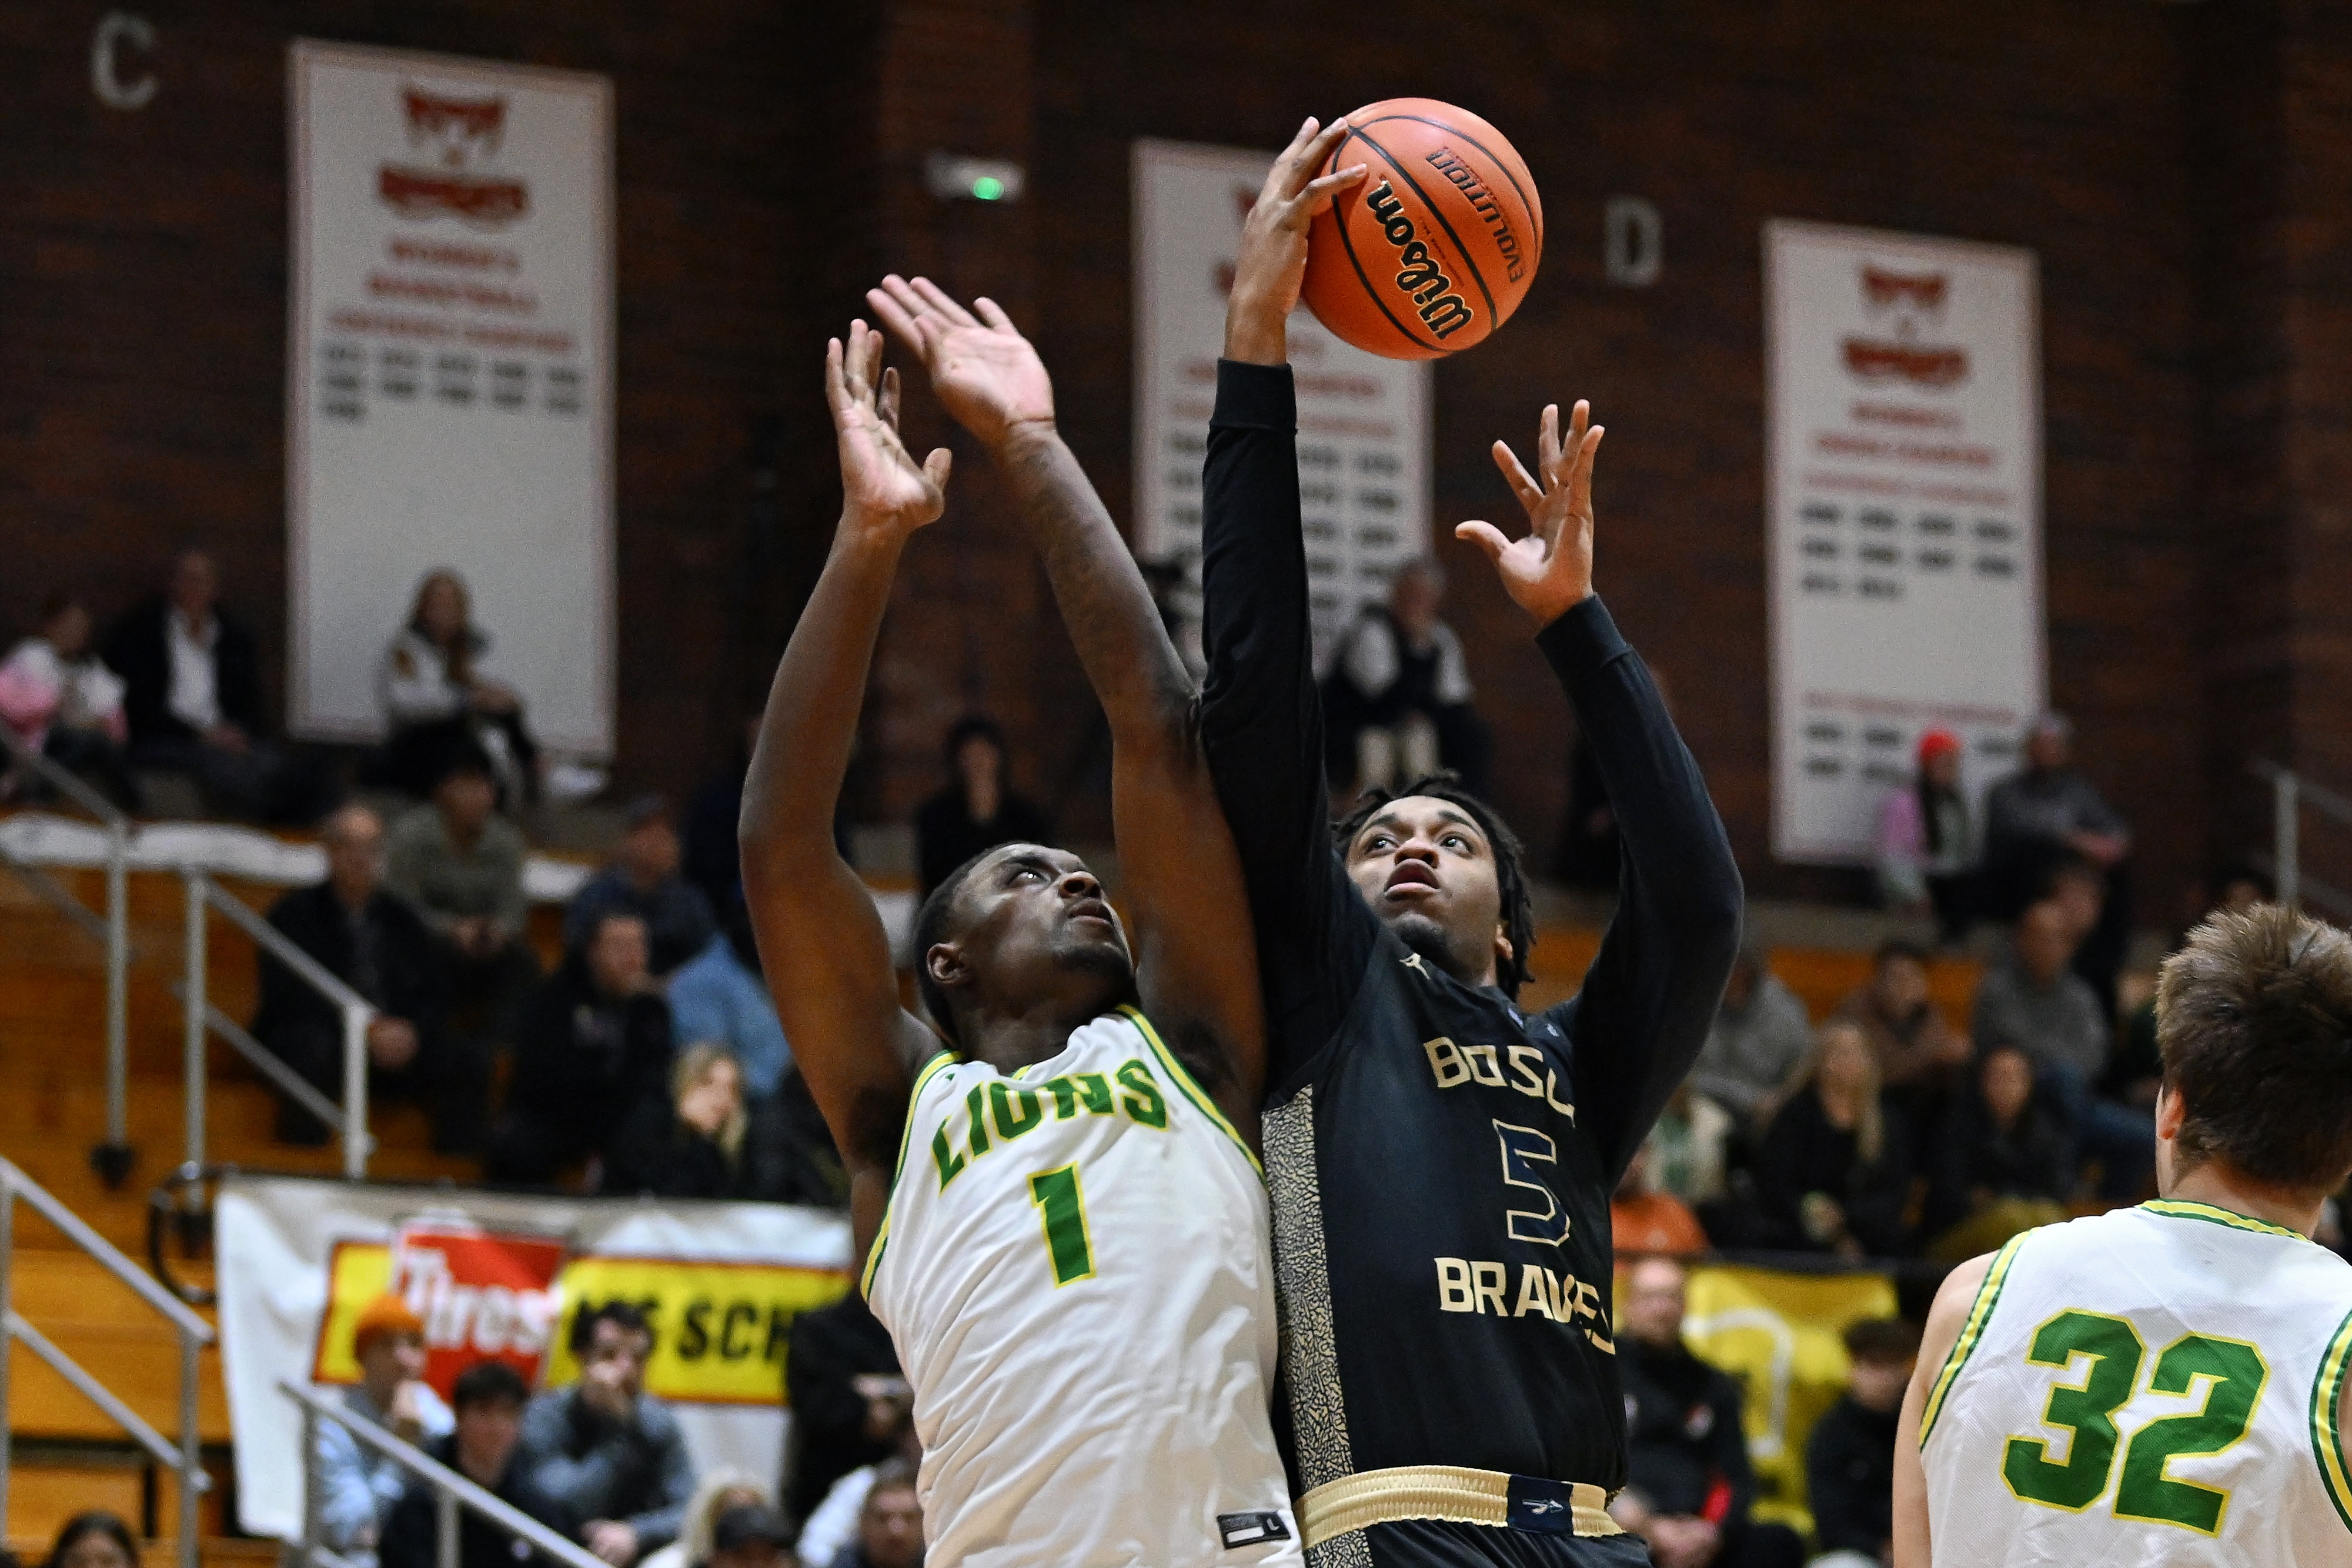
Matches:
[[1981, 713, 2132, 1015], [386, 744, 540, 1079], [317, 1294, 455, 1560], [1875, 728, 1972, 942], [700, 1506, 791, 1568], [489, 911, 670, 1186], [379, 1360, 560, 1568], [669, 903, 790, 1102], [639, 1473, 769, 1568], [1688, 948, 1813, 1127], [1972, 899, 2150, 1198], [607, 1044, 797, 1201], [1611, 1258, 1804, 1568], [1613, 1142, 1711, 1258], [0, 592, 136, 807], [103, 546, 332, 823], [818, 1466, 922, 1568], [1922, 1042, 2072, 1262], [795, 1442, 919, 1568], [567, 796, 718, 978], [914, 716, 1050, 897], [377, 569, 539, 806], [1750, 1022, 1912, 1259], [40, 1513, 138, 1568], [783, 1296, 906, 1527], [521, 1302, 694, 1567], [1322, 559, 1491, 796], [1643, 1082, 1731, 1209], [255, 804, 487, 1151], [1804, 1318, 1919, 1568], [1833, 940, 1970, 1111]]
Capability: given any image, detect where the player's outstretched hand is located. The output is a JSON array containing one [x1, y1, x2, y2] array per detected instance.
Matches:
[[828, 318, 951, 541], [1225, 116, 1368, 365], [1456, 400, 1604, 627], [868, 275, 1054, 451]]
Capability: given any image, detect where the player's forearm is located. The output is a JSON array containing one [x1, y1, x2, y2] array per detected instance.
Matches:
[[740, 520, 901, 874], [994, 424, 1192, 740]]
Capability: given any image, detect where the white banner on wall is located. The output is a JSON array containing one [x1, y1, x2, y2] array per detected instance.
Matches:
[[288, 41, 615, 755], [1132, 140, 1431, 667], [1764, 219, 2044, 864], [216, 1175, 853, 1541]]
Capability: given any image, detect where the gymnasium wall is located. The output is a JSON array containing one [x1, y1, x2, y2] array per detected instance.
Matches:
[[8, 1, 2347, 923]]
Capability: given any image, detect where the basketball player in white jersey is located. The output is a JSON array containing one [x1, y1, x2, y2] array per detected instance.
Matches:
[[740, 308, 1298, 1567], [1894, 902, 2352, 1566]]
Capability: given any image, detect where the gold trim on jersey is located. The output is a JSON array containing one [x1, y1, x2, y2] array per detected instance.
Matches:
[[860, 1049, 961, 1299], [1118, 1004, 1262, 1175], [1919, 1229, 2029, 1445], [2314, 1305, 2352, 1535], [1298, 1466, 1620, 1545], [2142, 1199, 2310, 1242]]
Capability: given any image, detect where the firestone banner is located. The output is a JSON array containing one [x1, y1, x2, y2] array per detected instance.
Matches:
[[286, 41, 616, 755], [1764, 219, 2044, 864], [217, 1175, 853, 1542]]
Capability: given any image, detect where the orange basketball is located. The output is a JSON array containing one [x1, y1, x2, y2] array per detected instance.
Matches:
[[1301, 99, 1544, 360]]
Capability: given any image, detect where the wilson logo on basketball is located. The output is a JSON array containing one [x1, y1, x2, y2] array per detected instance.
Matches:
[[1363, 181, 1475, 341], [1426, 148, 1529, 284]]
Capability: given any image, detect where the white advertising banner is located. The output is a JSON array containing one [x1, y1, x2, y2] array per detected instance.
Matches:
[[215, 1175, 853, 1541], [1132, 140, 1432, 667], [1764, 219, 2044, 864], [288, 41, 616, 755]]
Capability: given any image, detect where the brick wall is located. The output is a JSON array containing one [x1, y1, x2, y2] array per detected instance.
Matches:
[[5, 0, 2322, 928]]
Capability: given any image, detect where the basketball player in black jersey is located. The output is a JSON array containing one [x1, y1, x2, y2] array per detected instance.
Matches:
[[1198, 118, 1744, 1568]]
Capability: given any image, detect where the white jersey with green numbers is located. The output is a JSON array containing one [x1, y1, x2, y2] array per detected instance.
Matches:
[[861, 1005, 1301, 1568], [1919, 1200, 2352, 1567]]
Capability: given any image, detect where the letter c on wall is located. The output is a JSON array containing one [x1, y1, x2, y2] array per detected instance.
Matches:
[[92, 12, 157, 111]]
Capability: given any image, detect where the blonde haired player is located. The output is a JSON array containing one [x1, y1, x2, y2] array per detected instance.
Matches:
[[1895, 903, 2352, 1566], [741, 307, 1297, 1566]]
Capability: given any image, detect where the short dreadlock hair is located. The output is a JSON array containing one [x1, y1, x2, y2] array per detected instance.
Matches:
[[1333, 772, 1535, 1000]]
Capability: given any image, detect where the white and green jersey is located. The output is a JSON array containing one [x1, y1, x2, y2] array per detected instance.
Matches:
[[1920, 1200, 2352, 1566], [862, 1006, 1300, 1567]]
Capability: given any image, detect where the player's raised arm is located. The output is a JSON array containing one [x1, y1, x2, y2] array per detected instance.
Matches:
[[1459, 401, 1743, 1183], [740, 322, 947, 1260], [867, 275, 1267, 1125], [1196, 118, 1380, 1075]]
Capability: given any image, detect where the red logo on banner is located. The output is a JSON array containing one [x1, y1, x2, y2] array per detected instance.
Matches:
[[390, 1222, 568, 1398], [1840, 263, 1967, 388], [379, 84, 530, 229]]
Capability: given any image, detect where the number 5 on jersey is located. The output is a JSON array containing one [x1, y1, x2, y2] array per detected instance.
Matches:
[[1029, 1164, 1097, 1286]]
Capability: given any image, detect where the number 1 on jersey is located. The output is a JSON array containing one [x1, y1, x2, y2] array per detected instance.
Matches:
[[1028, 1164, 1097, 1286]]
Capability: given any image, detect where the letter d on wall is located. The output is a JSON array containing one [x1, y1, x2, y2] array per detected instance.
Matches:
[[92, 11, 158, 110], [1603, 196, 1662, 288]]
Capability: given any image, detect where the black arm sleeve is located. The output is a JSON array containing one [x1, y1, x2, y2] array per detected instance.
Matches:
[[1197, 359, 1380, 1087], [1536, 600, 1743, 1186]]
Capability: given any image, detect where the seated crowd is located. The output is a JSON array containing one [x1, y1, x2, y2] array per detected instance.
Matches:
[[316, 1295, 924, 1568]]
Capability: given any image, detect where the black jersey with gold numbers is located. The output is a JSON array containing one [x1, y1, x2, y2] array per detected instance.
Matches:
[[1198, 360, 1742, 1547]]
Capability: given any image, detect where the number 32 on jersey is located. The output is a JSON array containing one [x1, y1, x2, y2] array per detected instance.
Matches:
[[2003, 1309, 2269, 1536]]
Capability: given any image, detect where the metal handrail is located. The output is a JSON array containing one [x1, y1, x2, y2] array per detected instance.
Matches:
[[0, 1158, 213, 1568], [0, 726, 133, 1183], [179, 868, 375, 1181], [2250, 759, 2352, 914], [280, 1380, 606, 1568]]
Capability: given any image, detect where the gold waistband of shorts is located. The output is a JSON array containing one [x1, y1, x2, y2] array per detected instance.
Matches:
[[1298, 1465, 1621, 1546]]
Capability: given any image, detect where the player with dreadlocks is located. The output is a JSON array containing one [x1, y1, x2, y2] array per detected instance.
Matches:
[[1195, 118, 1745, 1568]]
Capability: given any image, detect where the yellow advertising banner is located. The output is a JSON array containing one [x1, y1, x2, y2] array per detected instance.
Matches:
[[1676, 1264, 1899, 1538], [539, 1255, 852, 1406]]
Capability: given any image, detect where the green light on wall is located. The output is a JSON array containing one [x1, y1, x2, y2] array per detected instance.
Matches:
[[971, 175, 1006, 201]]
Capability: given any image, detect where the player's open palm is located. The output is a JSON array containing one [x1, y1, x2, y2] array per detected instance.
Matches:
[[868, 275, 1053, 448], [830, 319, 950, 541], [1456, 399, 1603, 626]]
